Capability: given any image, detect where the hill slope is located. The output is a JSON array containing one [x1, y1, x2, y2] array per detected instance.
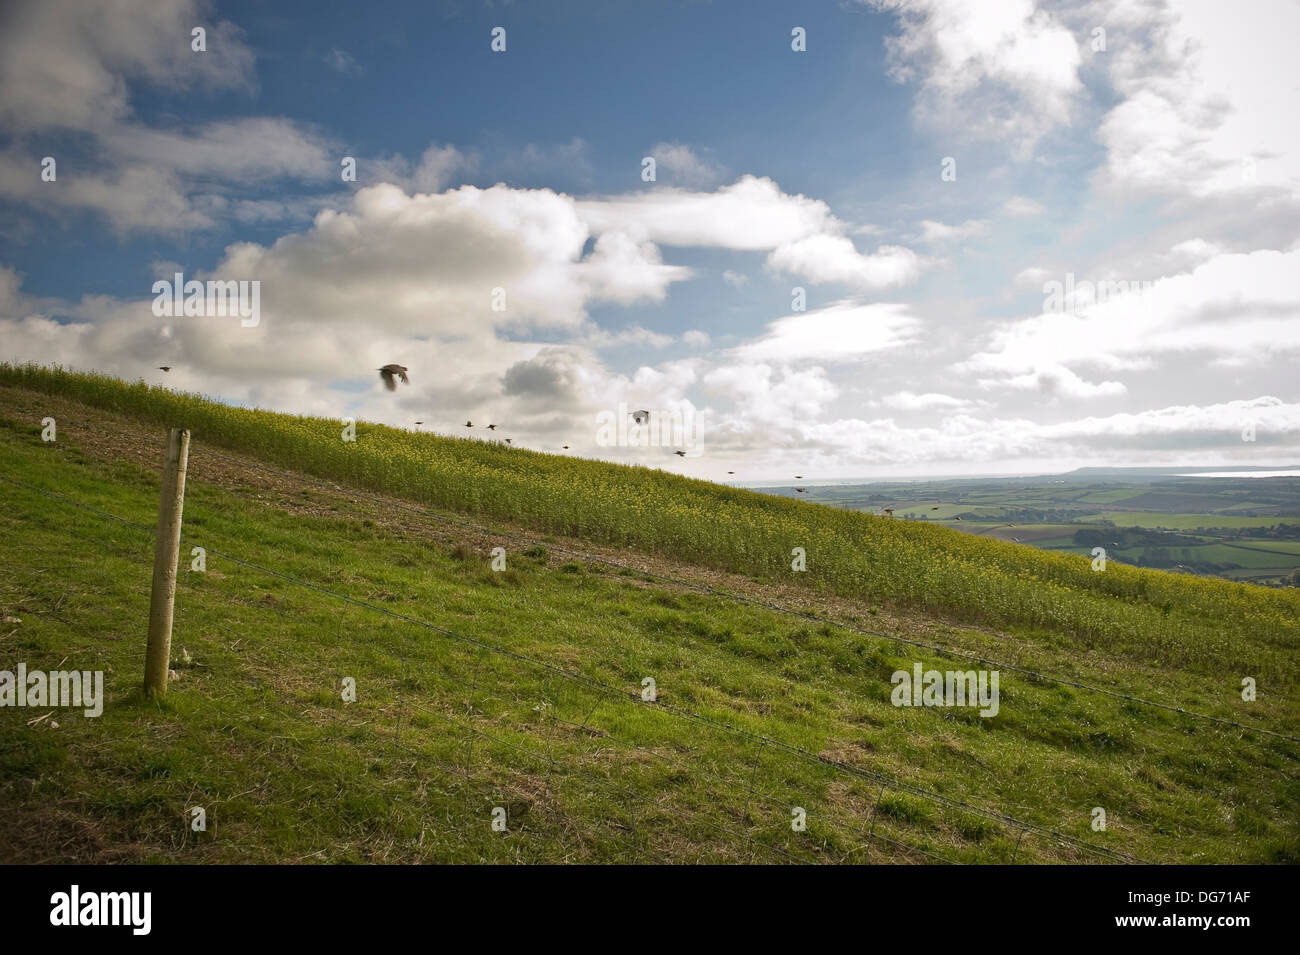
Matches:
[[1, 366, 1297, 863]]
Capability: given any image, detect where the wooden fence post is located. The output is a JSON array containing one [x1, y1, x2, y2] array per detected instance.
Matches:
[[144, 428, 190, 696]]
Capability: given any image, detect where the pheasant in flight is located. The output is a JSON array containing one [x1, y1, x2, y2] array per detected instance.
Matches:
[[378, 364, 409, 391]]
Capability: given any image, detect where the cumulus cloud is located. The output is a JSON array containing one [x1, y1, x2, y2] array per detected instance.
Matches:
[[863, 0, 1083, 152], [0, 0, 255, 133], [0, 0, 338, 233], [1096, 0, 1300, 199], [704, 363, 839, 430], [578, 176, 923, 292]]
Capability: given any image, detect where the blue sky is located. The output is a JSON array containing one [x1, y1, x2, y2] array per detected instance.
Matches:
[[1, 0, 1298, 480]]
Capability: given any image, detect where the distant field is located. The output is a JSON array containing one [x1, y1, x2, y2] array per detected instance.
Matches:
[[945, 524, 1080, 543], [1082, 512, 1293, 530], [1073, 489, 1145, 504], [775, 475, 1300, 588], [1189, 542, 1300, 568]]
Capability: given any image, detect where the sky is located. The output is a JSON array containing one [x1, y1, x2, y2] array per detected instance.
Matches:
[[1, 0, 1298, 481]]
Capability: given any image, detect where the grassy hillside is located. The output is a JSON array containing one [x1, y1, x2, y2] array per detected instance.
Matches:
[[4, 364, 1297, 684], [1, 366, 1297, 863]]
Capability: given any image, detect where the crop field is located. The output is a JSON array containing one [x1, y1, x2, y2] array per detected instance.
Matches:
[[1, 367, 1298, 864], [785, 473, 1300, 588], [1082, 512, 1292, 530]]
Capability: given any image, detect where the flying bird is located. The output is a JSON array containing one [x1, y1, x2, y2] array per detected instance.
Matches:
[[465, 421, 473, 428], [487, 424, 497, 430], [505, 438, 513, 444], [795, 488, 807, 493], [727, 471, 735, 475], [378, 364, 409, 391], [674, 450, 686, 457], [631, 410, 650, 425], [158, 366, 171, 372], [795, 475, 803, 479], [562, 444, 570, 449]]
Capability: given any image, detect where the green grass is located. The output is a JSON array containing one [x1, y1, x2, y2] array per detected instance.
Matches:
[[1, 369, 1298, 863], [4, 364, 1298, 686]]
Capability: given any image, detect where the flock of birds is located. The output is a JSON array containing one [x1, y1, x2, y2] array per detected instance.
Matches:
[[156, 363, 1036, 537], [378, 367, 698, 458], [381, 363, 1022, 534]]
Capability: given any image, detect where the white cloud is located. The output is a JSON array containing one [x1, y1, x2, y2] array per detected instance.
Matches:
[[1013, 266, 1052, 287], [795, 396, 1300, 470], [873, 391, 982, 411], [1166, 237, 1223, 267], [576, 176, 835, 250], [730, 301, 922, 364], [704, 363, 839, 429], [979, 365, 1128, 400], [578, 324, 674, 350], [366, 144, 475, 194], [864, 0, 1083, 152], [722, 269, 749, 287], [765, 236, 921, 290], [1097, 0, 1300, 198], [579, 176, 922, 291], [0, 0, 255, 133], [101, 118, 335, 182], [648, 142, 726, 188], [962, 248, 1300, 390], [918, 218, 986, 243], [0, 1, 339, 233]]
